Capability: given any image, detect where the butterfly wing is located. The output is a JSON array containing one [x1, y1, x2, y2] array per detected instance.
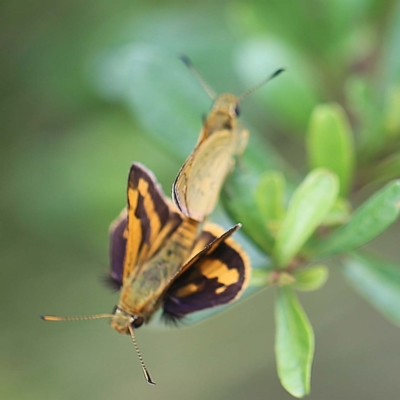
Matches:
[[109, 163, 182, 287], [163, 222, 250, 319], [109, 209, 128, 287], [173, 130, 237, 221]]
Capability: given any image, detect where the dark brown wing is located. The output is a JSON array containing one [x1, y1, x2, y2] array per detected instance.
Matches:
[[163, 222, 250, 319]]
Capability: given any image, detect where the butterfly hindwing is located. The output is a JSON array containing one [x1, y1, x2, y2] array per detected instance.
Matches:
[[109, 209, 128, 287], [173, 130, 236, 221], [163, 222, 250, 319], [110, 163, 182, 285]]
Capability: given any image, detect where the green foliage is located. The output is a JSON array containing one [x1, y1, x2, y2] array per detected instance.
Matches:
[[273, 169, 339, 267], [254, 170, 286, 235], [316, 181, 400, 257], [307, 103, 355, 196], [94, 10, 400, 397], [83, 1, 400, 397], [292, 266, 329, 292], [275, 287, 314, 398]]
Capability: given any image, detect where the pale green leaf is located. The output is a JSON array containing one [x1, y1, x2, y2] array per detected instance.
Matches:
[[293, 265, 329, 292], [254, 170, 286, 235], [321, 197, 351, 226], [307, 103, 355, 195], [275, 287, 315, 398], [274, 169, 339, 267]]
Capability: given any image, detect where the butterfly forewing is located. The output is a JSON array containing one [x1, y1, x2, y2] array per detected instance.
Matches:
[[163, 222, 250, 319], [113, 163, 182, 283]]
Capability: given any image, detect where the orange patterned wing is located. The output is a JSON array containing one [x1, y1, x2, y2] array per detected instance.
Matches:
[[163, 222, 250, 319], [109, 163, 182, 286]]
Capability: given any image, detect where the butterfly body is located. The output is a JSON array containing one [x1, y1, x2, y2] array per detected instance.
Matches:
[[115, 218, 200, 326]]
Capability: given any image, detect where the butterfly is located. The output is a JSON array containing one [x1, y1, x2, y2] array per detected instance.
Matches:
[[173, 56, 284, 222], [42, 162, 250, 384]]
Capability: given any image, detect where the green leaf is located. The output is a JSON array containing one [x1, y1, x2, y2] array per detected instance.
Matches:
[[275, 287, 315, 398], [274, 169, 339, 267], [341, 252, 400, 326], [293, 265, 329, 292], [223, 167, 275, 253], [250, 269, 271, 287], [307, 103, 355, 195], [254, 170, 286, 235], [317, 180, 400, 257], [321, 197, 351, 226]]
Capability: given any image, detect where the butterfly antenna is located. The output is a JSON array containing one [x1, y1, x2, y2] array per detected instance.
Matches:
[[179, 54, 216, 100], [128, 325, 156, 385], [40, 314, 114, 321], [238, 68, 285, 101]]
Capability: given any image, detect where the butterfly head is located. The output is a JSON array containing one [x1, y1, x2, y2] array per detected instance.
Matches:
[[212, 93, 240, 117], [110, 307, 144, 334]]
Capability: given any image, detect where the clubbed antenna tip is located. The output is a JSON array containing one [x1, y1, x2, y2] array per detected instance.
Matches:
[[179, 54, 193, 68], [272, 68, 285, 79]]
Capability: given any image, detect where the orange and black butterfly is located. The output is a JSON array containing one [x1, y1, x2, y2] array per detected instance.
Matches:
[[42, 163, 250, 384]]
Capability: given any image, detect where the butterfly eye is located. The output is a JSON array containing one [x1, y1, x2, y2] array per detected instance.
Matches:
[[132, 317, 144, 328], [234, 104, 241, 116]]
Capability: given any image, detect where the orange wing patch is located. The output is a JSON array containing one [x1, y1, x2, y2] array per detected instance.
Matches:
[[163, 222, 250, 319]]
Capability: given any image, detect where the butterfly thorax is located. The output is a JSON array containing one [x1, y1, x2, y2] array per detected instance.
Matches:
[[117, 218, 200, 322], [203, 93, 239, 133]]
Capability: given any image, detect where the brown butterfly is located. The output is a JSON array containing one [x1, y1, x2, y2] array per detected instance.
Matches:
[[173, 56, 284, 222], [42, 163, 250, 384]]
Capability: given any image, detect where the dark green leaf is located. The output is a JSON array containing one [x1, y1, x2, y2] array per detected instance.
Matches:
[[275, 287, 315, 398], [317, 180, 400, 257]]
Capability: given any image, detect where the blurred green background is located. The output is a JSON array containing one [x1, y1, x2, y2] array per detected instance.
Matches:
[[1, 0, 400, 399]]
